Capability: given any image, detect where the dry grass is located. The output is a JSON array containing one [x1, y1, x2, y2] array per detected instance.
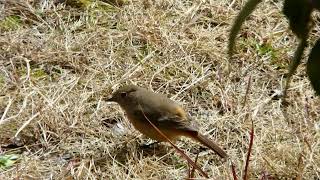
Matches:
[[0, 0, 319, 179]]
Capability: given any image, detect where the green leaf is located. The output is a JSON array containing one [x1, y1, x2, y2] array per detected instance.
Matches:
[[307, 39, 320, 95], [256, 42, 277, 60], [228, 0, 262, 57], [283, 0, 312, 39], [0, 154, 19, 170], [32, 69, 47, 78], [0, 15, 22, 31]]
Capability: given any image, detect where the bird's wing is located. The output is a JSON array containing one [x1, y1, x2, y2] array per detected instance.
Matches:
[[156, 115, 197, 132]]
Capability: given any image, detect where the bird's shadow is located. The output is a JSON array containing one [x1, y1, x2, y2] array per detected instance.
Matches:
[[137, 141, 170, 157], [95, 138, 222, 171], [100, 140, 175, 167]]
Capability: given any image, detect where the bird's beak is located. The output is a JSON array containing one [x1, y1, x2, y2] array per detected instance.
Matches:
[[104, 95, 115, 102]]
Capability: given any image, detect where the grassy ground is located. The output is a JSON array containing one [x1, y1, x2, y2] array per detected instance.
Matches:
[[0, 0, 319, 179]]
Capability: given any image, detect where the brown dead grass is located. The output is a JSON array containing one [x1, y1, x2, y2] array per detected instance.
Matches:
[[0, 0, 320, 179]]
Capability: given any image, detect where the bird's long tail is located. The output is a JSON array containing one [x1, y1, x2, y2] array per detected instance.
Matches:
[[193, 133, 227, 158]]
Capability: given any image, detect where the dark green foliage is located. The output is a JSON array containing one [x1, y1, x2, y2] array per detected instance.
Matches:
[[228, 0, 262, 57], [311, 0, 320, 10], [283, 0, 312, 39], [228, 0, 320, 96], [307, 39, 320, 95]]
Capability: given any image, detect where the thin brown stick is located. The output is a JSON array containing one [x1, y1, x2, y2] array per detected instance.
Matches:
[[231, 161, 238, 180], [243, 121, 254, 180], [188, 152, 199, 179], [242, 75, 251, 109]]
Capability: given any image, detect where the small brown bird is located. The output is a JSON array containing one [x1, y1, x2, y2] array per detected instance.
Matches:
[[105, 85, 227, 158]]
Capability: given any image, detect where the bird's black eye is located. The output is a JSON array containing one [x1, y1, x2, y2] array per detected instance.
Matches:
[[120, 92, 127, 98]]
